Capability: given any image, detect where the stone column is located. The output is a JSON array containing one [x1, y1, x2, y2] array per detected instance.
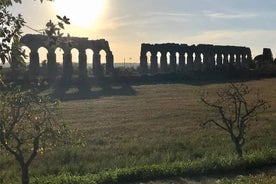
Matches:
[[187, 52, 193, 70], [93, 51, 101, 76], [212, 54, 217, 71], [150, 52, 158, 74], [140, 53, 148, 75], [241, 54, 246, 66], [47, 48, 57, 80], [63, 49, 73, 81], [194, 52, 202, 71], [236, 54, 241, 65], [160, 52, 168, 73], [223, 53, 229, 65], [106, 52, 114, 75], [217, 53, 223, 66], [202, 52, 211, 72], [78, 49, 87, 80], [178, 53, 185, 71], [29, 50, 40, 77], [230, 54, 235, 65], [170, 52, 177, 72]]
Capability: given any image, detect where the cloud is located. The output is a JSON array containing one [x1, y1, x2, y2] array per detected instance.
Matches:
[[203, 11, 258, 19], [147, 12, 193, 18], [96, 11, 194, 31]]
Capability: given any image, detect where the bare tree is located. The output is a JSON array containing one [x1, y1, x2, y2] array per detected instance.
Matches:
[[201, 83, 269, 158], [0, 86, 71, 184]]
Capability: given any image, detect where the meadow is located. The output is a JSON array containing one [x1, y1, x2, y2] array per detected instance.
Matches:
[[0, 78, 275, 183]]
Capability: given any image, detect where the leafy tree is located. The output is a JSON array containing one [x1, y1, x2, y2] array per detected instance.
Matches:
[[0, 85, 72, 184], [0, 0, 70, 75], [201, 83, 270, 158], [0, 1, 73, 184]]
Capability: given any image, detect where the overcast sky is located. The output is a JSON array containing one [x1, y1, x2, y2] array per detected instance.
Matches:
[[9, 0, 276, 62]]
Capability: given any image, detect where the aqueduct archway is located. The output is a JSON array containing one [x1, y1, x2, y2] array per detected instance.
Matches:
[[140, 43, 252, 74], [20, 34, 114, 80]]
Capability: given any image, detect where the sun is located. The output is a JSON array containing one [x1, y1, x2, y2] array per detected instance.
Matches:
[[54, 0, 105, 28]]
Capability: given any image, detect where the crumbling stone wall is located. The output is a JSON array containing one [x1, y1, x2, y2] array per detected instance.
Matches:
[[140, 43, 252, 74], [20, 34, 114, 80]]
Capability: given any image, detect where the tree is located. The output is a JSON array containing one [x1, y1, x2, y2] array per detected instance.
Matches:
[[0, 0, 70, 73], [0, 1, 75, 184], [201, 83, 269, 158], [0, 85, 71, 184]]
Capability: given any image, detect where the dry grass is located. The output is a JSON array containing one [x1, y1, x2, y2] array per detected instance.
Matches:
[[39, 78, 276, 172], [1, 78, 276, 182]]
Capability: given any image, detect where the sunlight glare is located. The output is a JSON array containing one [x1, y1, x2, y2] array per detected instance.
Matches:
[[54, 0, 105, 28]]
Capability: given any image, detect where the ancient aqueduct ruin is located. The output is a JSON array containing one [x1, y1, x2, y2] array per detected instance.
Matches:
[[16, 34, 273, 80], [20, 34, 114, 80], [140, 43, 252, 75]]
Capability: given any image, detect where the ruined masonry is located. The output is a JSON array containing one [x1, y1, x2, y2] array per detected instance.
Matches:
[[140, 43, 252, 74], [20, 34, 114, 80]]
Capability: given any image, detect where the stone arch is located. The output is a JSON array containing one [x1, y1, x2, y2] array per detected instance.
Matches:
[[99, 49, 107, 75], [71, 48, 79, 76], [221, 54, 225, 64], [200, 53, 204, 63], [22, 46, 31, 64], [54, 47, 64, 76], [166, 52, 171, 63], [146, 51, 151, 64], [86, 49, 94, 76], [55, 47, 64, 64], [38, 47, 49, 77], [100, 49, 107, 65], [184, 53, 188, 65], [192, 52, 196, 63], [176, 52, 180, 66], [71, 48, 79, 64], [214, 54, 218, 65], [157, 51, 162, 69], [38, 47, 48, 66]]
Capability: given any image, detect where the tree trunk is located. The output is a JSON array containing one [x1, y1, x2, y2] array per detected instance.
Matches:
[[21, 163, 29, 184], [234, 141, 243, 159]]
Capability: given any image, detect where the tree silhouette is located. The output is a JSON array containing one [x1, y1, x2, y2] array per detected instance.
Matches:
[[201, 83, 269, 158]]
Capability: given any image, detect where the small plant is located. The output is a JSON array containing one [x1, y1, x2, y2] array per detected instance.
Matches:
[[200, 83, 270, 158]]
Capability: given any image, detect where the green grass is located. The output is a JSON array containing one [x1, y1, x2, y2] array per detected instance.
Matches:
[[1, 78, 276, 183], [31, 150, 276, 183]]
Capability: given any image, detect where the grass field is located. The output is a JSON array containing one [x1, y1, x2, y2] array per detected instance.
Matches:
[[0, 78, 276, 183]]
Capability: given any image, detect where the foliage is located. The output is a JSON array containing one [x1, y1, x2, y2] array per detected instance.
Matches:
[[201, 83, 270, 158], [0, 3, 25, 65], [0, 85, 72, 184], [0, 0, 70, 71]]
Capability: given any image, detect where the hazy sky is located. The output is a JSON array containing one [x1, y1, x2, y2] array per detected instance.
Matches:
[[9, 0, 276, 62]]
